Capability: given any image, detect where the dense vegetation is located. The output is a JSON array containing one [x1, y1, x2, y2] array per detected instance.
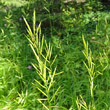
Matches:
[[0, 0, 110, 109]]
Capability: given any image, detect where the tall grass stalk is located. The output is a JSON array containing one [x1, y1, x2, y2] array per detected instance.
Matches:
[[82, 36, 95, 110], [23, 10, 62, 110]]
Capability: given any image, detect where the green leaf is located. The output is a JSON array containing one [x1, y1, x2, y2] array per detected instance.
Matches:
[[38, 99, 49, 110], [50, 86, 61, 102], [33, 9, 36, 35], [33, 83, 47, 97], [35, 79, 46, 89]]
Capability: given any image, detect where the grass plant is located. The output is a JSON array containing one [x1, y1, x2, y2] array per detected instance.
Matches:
[[24, 10, 62, 110], [82, 36, 96, 109]]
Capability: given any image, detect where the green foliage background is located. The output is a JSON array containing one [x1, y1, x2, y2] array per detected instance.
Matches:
[[0, 0, 110, 109]]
